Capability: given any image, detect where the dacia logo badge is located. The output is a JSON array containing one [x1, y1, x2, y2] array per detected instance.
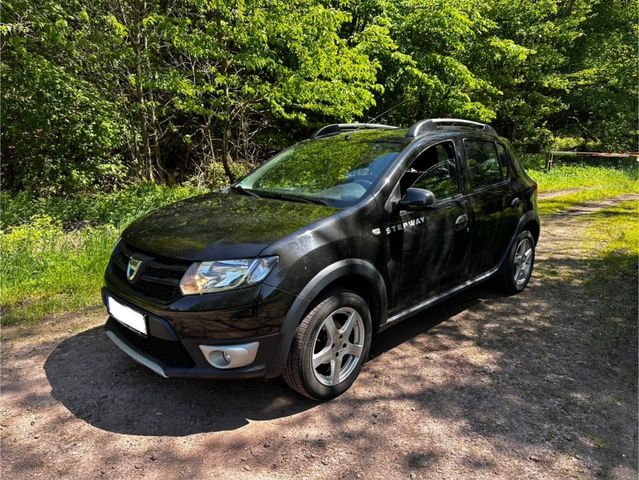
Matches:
[[127, 257, 143, 282]]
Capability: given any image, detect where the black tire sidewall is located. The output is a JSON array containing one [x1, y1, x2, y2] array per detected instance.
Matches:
[[299, 291, 372, 399]]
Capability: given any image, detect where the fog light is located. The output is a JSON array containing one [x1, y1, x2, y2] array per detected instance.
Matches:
[[199, 342, 259, 370]]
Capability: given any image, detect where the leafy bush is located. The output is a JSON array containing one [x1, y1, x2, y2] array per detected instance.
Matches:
[[1, 52, 127, 193]]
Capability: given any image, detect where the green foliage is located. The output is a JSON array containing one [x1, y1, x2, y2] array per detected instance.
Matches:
[[0, 182, 211, 324], [560, 0, 637, 150], [1, 50, 127, 192], [2, 0, 636, 194]]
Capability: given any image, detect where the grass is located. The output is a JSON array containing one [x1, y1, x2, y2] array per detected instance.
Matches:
[[530, 165, 638, 216], [537, 188, 637, 216], [0, 216, 118, 324], [0, 182, 205, 230], [1, 183, 207, 325], [1, 164, 637, 325], [529, 165, 638, 194], [583, 200, 639, 279]]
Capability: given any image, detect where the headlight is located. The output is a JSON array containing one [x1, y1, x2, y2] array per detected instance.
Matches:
[[179, 256, 278, 295]]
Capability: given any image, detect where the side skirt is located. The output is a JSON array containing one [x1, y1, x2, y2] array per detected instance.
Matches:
[[378, 266, 499, 331]]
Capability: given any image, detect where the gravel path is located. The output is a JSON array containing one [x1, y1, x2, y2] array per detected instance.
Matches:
[[2, 196, 637, 480]]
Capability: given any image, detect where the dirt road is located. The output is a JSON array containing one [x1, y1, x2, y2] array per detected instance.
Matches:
[[2, 196, 637, 479]]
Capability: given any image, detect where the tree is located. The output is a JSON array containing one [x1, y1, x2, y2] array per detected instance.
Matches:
[[147, 0, 381, 182]]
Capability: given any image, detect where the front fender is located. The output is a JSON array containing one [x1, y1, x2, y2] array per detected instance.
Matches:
[[265, 259, 388, 378]]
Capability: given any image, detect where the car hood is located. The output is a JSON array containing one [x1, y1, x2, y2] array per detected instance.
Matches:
[[122, 192, 339, 261]]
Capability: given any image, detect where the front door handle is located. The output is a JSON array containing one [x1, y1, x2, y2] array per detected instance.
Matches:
[[511, 197, 522, 210], [455, 214, 469, 230]]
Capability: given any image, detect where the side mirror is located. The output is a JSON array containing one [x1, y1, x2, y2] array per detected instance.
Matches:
[[398, 188, 436, 210]]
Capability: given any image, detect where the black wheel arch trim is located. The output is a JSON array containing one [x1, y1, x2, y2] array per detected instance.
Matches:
[[497, 211, 540, 270], [265, 259, 388, 378]]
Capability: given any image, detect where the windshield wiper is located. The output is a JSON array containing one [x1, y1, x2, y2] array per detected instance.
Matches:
[[230, 185, 260, 198], [259, 191, 331, 206]]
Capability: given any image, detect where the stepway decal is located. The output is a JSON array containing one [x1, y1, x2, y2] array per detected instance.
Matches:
[[372, 216, 425, 235]]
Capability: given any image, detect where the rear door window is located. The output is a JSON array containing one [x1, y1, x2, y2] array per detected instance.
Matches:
[[463, 139, 505, 189]]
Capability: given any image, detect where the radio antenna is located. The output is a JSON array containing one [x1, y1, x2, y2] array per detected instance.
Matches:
[[366, 98, 409, 124]]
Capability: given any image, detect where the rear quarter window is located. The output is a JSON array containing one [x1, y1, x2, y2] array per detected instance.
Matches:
[[496, 143, 511, 176], [464, 139, 506, 189]]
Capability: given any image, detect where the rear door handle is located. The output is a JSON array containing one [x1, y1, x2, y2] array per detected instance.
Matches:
[[455, 214, 469, 230]]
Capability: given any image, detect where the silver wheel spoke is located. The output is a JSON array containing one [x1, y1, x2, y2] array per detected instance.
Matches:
[[339, 311, 357, 337], [329, 358, 341, 384], [343, 342, 363, 357], [323, 316, 338, 343], [313, 346, 332, 368]]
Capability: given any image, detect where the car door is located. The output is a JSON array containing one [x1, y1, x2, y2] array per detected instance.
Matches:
[[461, 138, 520, 277], [384, 140, 472, 314]]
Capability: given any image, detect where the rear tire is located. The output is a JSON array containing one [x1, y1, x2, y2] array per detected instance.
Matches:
[[282, 289, 372, 400], [497, 230, 535, 294]]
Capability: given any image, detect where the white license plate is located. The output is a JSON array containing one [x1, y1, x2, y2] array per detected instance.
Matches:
[[107, 296, 147, 335]]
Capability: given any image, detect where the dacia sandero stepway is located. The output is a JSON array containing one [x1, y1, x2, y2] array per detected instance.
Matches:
[[103, 118, 539, 400]]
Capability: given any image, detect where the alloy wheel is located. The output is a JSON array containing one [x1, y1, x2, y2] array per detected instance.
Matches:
[[513, 238, 533, 287], [311, 307, 365, 387]]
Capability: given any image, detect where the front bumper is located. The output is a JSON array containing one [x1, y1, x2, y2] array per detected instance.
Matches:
[[103, 288, 287, 380]]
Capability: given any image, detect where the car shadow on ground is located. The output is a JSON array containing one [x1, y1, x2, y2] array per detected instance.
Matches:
[[43, 286, 489, 437]]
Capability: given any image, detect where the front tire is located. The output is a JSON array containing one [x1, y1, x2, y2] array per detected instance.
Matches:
[[497, 230, 535, 294], [282, 289, 372, 400]]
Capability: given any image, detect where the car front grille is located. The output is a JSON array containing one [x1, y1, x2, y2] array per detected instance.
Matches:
[[109, 241, 190, 303], [111, 319, 195, 368]]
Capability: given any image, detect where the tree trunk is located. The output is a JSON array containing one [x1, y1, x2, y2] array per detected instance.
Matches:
[[132, 0, 153, 182], [221, 120, 236, 184]]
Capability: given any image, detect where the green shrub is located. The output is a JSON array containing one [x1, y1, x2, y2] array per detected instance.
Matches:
[[194, 161, 252, 190], [518, 153, 547, 171]]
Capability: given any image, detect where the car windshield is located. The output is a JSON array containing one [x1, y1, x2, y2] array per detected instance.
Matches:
[[236, 130, 405, 206]]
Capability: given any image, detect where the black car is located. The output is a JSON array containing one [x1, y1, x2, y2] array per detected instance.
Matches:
[[103, 118, 539, 400]]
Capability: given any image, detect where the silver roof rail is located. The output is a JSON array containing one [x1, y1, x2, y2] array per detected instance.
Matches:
[[407, 118, 497, 139], [312, 123, 398, 139]]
